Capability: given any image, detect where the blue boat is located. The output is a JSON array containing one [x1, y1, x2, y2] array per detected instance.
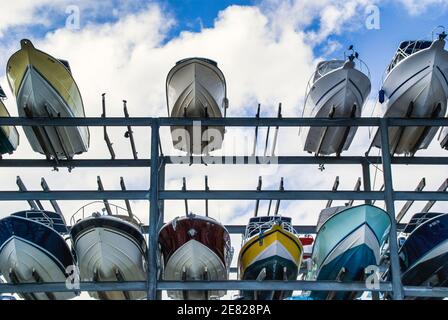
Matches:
[[307, 204, 391, 300], [398, 212, 448, 299], [0, 210, 76, 300]]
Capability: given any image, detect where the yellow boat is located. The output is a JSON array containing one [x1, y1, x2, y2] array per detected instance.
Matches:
[[238, 216, 303, 300], [6, 39, 89, 160], [0, 87, 19, 156]]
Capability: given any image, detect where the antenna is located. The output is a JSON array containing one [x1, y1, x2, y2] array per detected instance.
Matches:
[[252, 104, 261, 156], [123, 100, 138, 160], [16, 176, 43, 211], [120, 177, 134, 219], [204, 176, 209, 217], [326, 176, 340, 208], [271, 103, 282, 156], [97, 176, 112, 215], [273, 177, 284, 216], [182, 177, 189, 216], [102, 94, 116, 160], [40, 178, 64, 222], [397, 178, 426, 222], [421, 178, 448, 214], [254, 176, 262, 217], [346, 177, 362, 207]]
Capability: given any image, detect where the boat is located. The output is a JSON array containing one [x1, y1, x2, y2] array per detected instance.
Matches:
[[6, 39, 90, 160], [301, 47, 371, 156], [166, 57, 228, 155], [0, 210, 76, 300], [439, 127, 448, 149], [70, 202, 147, 300], [397, 212, 448, 299], [0, 86, 19, 156], [372, 30, 448, 155], [307, 204, 391, 300], [238, 216, 304, 300], [159, 213, 233, 300]]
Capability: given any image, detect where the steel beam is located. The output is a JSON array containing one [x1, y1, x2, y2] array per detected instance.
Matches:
[[0, 156, 447, 168], [148, 120, 160, 300], [1, 116, 448, 127], [379, 118, 404, 300]]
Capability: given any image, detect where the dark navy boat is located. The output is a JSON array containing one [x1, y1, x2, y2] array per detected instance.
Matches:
[[399, 212, 448, 298], [0, 210, 76, 300]]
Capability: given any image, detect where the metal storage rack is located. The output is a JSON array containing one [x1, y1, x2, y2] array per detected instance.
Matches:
[[0, 115, 448, 300]]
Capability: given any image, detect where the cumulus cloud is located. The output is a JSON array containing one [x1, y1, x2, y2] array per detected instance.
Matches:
[[0, 0, 447, 269]]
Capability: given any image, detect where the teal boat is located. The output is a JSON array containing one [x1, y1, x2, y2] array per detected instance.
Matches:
[[307, 204, 391, 300], [0, 86, 19, 155]]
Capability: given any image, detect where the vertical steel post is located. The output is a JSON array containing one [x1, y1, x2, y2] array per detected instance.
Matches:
[[379, 118, 404, 300], [362, 160, 372, 205], [148, 120, 160, 300]]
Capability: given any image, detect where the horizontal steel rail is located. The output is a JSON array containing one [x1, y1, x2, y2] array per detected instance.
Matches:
[[1, 116, 448, 127], [0, 156, 448, 168], [0, 190, 445, 201], [1, 281, 446, 298]]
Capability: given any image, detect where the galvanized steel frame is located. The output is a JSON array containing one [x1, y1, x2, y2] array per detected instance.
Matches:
[[0, 116, 447, 300]]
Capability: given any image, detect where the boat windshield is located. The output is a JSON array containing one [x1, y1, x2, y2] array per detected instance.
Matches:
[[70, 201, 142, 227], [243, 216, 298, 241], [316, 206, 347, 232], [386, 40, 432, 73], [313, 60, 345, 83], [12, 210, 68, 234], [402, 212, 444, 234]]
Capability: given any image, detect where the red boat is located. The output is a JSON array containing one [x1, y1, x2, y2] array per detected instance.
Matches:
[[159, 213, 233, 300]]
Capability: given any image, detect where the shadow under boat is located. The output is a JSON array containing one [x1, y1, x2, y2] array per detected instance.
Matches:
[[306, 204, 391, 300], [238, 215, 309, 300], [372, 29, 448, 156], [70, 201, 147, 300], [159, 213, 233, 300], [301, 46, 371, 156], [0, 210, 76, 300], [6, 39, 90, 161], [166, 57, 228, 155]]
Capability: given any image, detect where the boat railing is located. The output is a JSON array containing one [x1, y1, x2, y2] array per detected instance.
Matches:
[[16, 210, 67, 232], [244, 217, 299, 241], [301, 57, 370, 124], [70, 201, 142, 227]]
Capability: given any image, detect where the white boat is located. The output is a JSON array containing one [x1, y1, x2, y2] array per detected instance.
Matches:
[[0, 210, 76, 300], [6, 39, 89, 160], [70, 202, 147, 300], [372, 31, 448, 155], [301, 48, 371, 156], [166, 58, 228, 154]]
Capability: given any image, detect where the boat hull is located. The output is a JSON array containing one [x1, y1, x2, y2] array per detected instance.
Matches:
[[0, 100, 19, 155], [6, 39, 89, 159], [399, 213, 448, 299], [0, 215, 75, 300], [166, 58, 227, 154], [308, 205, 391, 300], [159, 215, 232, 300], [373, 40, 448, 155], [302, 62, 371, 155], [239, 225, 302, 300], [71, 216, 147, 300]]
